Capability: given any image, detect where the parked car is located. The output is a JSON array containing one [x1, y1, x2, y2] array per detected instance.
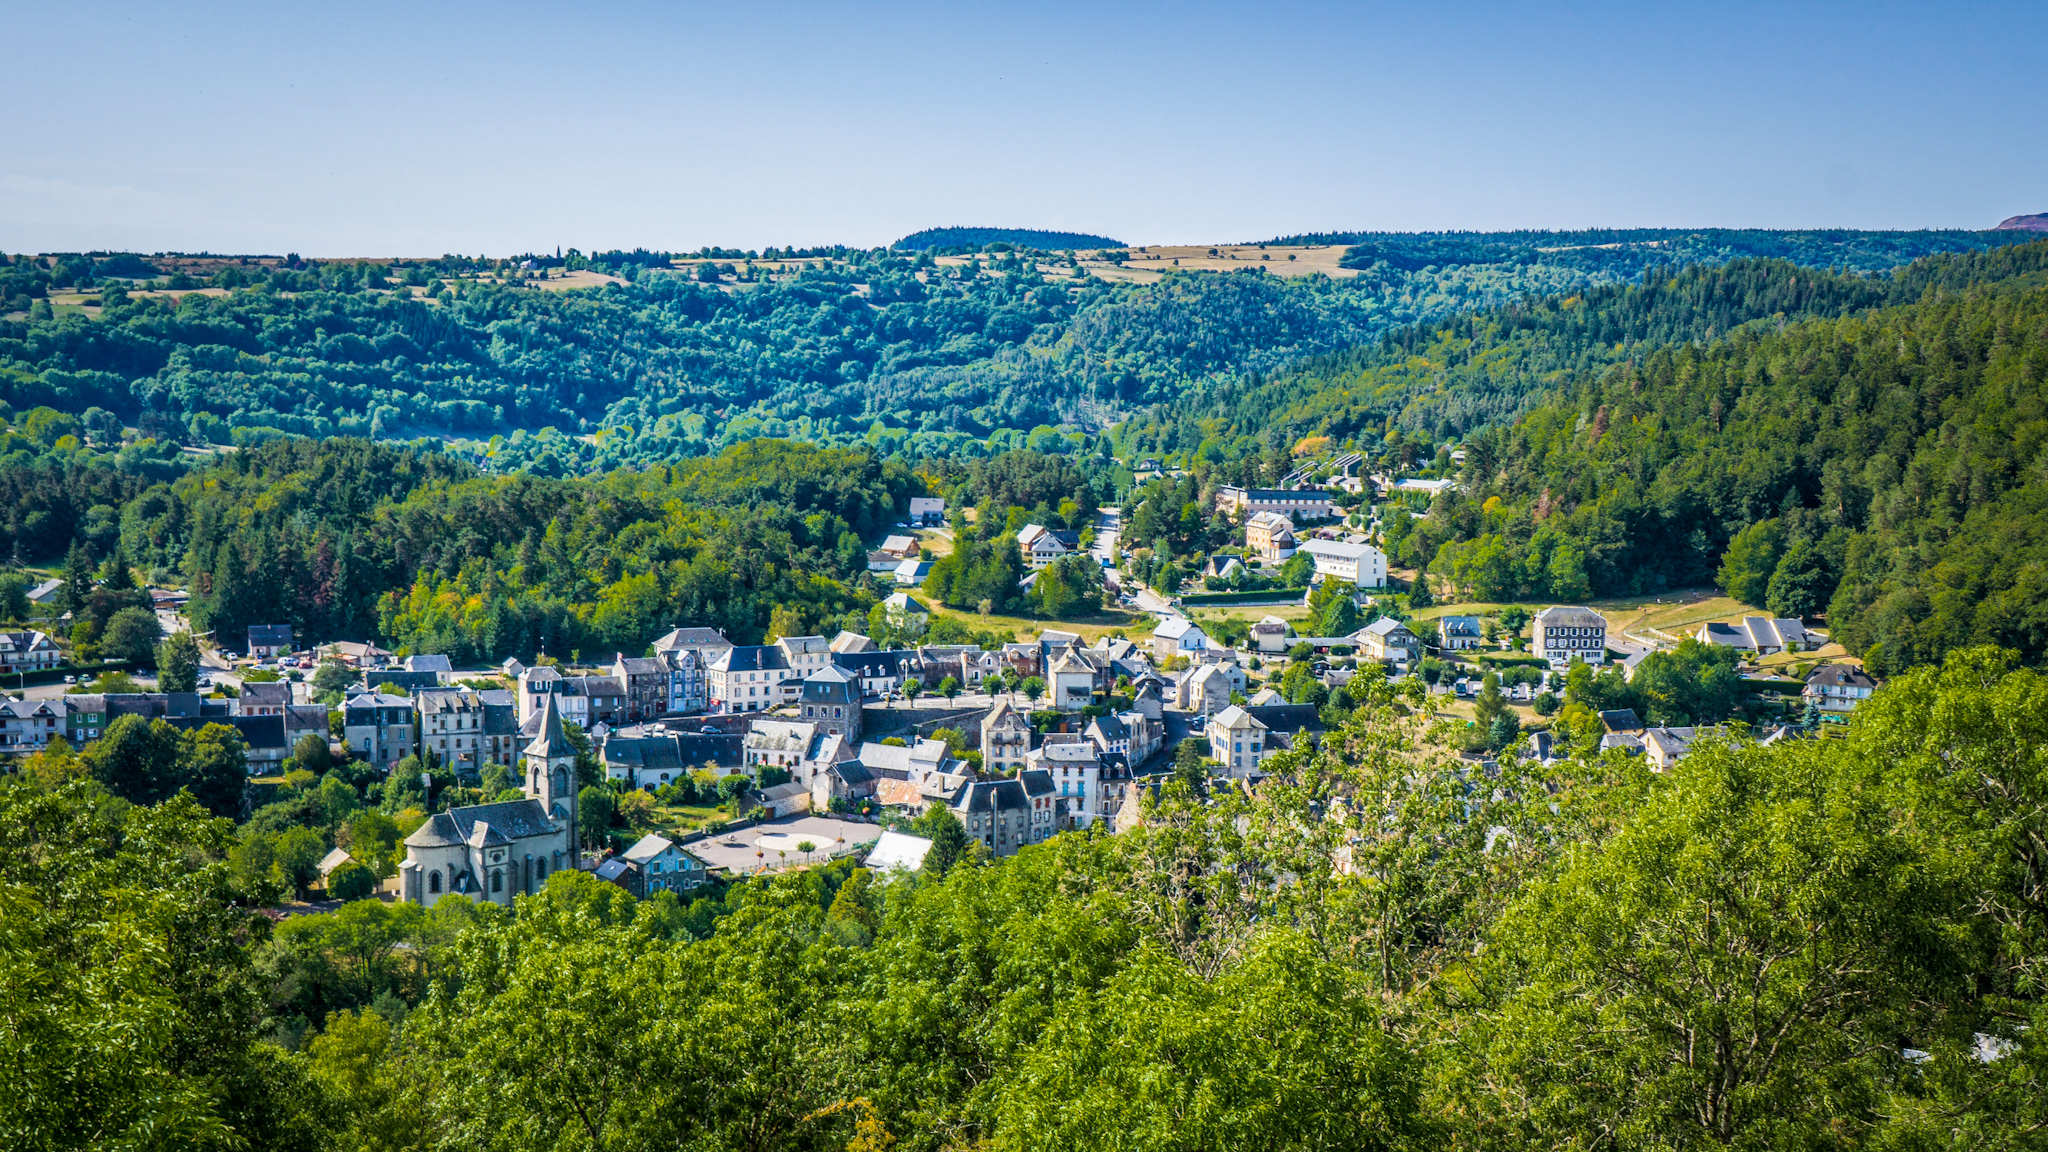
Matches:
[[62, 675, 76, 684]]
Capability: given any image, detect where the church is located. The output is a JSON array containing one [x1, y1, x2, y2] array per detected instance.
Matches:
[[399, 693, 580, 908]]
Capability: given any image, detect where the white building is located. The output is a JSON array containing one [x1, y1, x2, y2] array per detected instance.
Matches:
[[1533, 606, 1608, 665], [1207, 705, 1267, 777], [1017, 524, 1077, 570], [1150, 616, 1209, 659], [1298, 539, 1387, 588], [1028, 735, 1103, 826], [908, 497, 946, 525], [0, 630, 61, 676]]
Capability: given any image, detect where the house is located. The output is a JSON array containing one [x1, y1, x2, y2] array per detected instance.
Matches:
[[1243, 614, 1292, 654], [1533, 606, 1607, 665], [651, 627, 734, 714], [1695, 617, 1815, 655], [404, 654, 453, 677], [1084, 712, 1131, 758], [707, 645, 794, 713], [416, 689, 501, 779], [878, 534, 921, 560], [1599, 708, 1644, 735], [881, 591, 929, 623], [758, 781, 812, 818], [1177, 663, 1233, 716], [908, 496, 946, 525], [1202, 554, 1245, 582], [0, 699, 64, 753], [26, 578, 64, 605], [812, 758, 878, 812], [316, 847, 355, 887], [162, 714, 288, 773], [550, 675, 625, 728], [864, 830, 934, 874], [399, 695, 580, 909], [776, 635, 833, 682], [949, 771, 1060, 857], [1215, 486, 1333, 522], [1206, 705, 1266, 777], [601, 729, 745, 789], [343, 692, 416, 768], [832, 649, 909, 698], [246, 625, 294, 659], [1150, 616, 1209, 659], [1357, 617, 1420, 665], [1028, 735, 1103, 825], [796, 665, 864, 740], [0, 630, 61, 675], [1298, 539, 1387, 588], [982, 698, 1032, 774], [893, 558, 933, 586], [1047, 649, 1097, 711], [1437, 615, 1484, 651], [1244, 511, 1298, 562], [1804, 665, 1877, 712], [1016, 524, 1078, 571], [284, 704, 330, 749], [611, 655, 670, 722], [236, 680, 291, 717], [324, 640, 395, 669], [622, 833, 708, 895], [829, 630, 875, 654], [1641, 726, 1696, 770]]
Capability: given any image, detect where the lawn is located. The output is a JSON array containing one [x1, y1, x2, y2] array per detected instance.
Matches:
[[646, 803, 730, 835], [929, 603, 1148, 644]]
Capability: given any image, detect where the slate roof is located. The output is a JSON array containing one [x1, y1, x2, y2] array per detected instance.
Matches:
[[404, 798, 557, 848], [799, 665, 861, 706], [240, 681, 291, 706], [623, 833, 676, 864], [713, 645, 790, 673], [246, 624, 294, 648], [654, 627, 731, 650], [1807, 665, 1877, 690], [524, 694, 574, 759], [1244, 704, 1324, 735]]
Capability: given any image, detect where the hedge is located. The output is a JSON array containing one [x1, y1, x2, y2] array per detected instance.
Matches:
[[1179, 590, 1304, 606], [1475, 653, 1551, 670], [6, 660, 136, 688]]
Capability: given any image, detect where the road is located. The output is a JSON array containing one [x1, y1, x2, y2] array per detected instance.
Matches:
[[1089, 506, 1121, 565]]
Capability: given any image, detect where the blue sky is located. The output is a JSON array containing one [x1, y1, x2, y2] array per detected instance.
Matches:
[[4, 1, 2042, 255]]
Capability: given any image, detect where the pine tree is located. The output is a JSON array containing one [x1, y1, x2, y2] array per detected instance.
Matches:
[[60, 542, 93, 616]]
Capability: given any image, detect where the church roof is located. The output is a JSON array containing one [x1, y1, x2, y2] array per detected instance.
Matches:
[[523, 693, 574, 759], [404, 798, 557, 849]]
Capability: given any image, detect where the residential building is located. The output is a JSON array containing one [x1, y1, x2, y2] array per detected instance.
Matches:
[[881, 591, 929, 624], [1207, 705, 1267, 778], [1017, 524, 1078, 570], [1248, 615, 1293, 654], [0, 699, 63, 753], [417, 689, 500, 779], [744, 718, 856, 797], [1215, 486, 1333, 522], [758, 782, 812, 818], [246, 625, 294, 659], [611, 654, 670, 722], [777, 635, 833, 682], [1150, 616, 1209, 659], [602, 729, 746, 789], [0, 630, 61, 675], [1202, 554, 1245, 582], [622, 834, 709, 895], [1695, 617, 1816, 655], [982, 697, 1032, 774], [864, 830, 934, 874], [796, 665, 863, 740], [549, 675, 625, 729], [1177, 663, 1233, 716], [1028, 735, 1102, 825], [65, 695, 109, 744], [908, 496, 946, 525], [893, 558, 933, 586], [1084, 712, 1131, 758], [322, 640, 394, 669], [1804, 665, 1877, 712], [1533, 606, 1608, 665], [399, 695, 579, 909], [405, 654, 453, 677], [1244, 511, 1298, 562], [344, 692, 415, 768], [1641, 726, 1696, 770], [651, 627, 734, 714], [707, 645, 793, 713], [950, 771, 1060, 856], [832, 649, 910, 698], [1437, 615, 1484, 651], [878, 534, 921, 560], [1298, 539, 1387, 588], [1047, 649, 1097, 711], [829, 630, 875, 654], [1357, 617, 1420, 665], [27, 578, 64, 605], [1599, 708, 1644, 735], [236, 680, 292, 717]]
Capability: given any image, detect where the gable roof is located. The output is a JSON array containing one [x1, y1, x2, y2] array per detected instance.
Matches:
[[623, 833, 677, 864], [404, 798, 557, 848]]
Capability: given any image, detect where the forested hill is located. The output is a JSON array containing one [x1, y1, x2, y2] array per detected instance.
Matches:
[[1264, 226, 2027, 275], [0, 229, 2002, 473], [1388, 239, 2048, 672], [1119, 241, 2048, 466], [893, 226, 1124, 251]]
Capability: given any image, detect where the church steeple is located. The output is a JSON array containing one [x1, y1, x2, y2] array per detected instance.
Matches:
[[523, 694, 579, 860]]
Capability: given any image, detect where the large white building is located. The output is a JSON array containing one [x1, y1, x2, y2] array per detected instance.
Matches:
[[1016, 524, 1078, 570], [1533, 605, 1608, 665], [399, 694, 580, 909], [1298, 539, 1387, 588]]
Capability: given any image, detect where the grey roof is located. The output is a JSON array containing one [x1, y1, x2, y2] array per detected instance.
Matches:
[[405, 798, 557, 848], [240, 681, 291, 705], [654, 627, 731, 649], [524, 694, 573, 759], [799, 665, 861, 705], [675, 733, 745, 768], [1438, 615, 1484, 637], [623, 833, 676, 864], [1243, 704, 1323, 735], [952, 778, 1029, 814], [1807, 665, 1876, 689], [1599, 709, 1644, 734], [1085, 713, 1130, 741], [594, 858, 638, 884], [833, 650, 908, 678], [716, 645, 789, 673], [759, 782, 808, 802], [406, 654, 454, 673], [246, 624, 294, 646], [615, 656, 666, 676]]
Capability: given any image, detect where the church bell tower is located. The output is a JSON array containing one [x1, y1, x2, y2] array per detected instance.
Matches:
[[522, 693, 581, 865]]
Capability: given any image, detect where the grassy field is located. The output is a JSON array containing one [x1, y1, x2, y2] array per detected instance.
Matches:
[[930, 603, 1147, 644], [1075, 243, 1361, 284]]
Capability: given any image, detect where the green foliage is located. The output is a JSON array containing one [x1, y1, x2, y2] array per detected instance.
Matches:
[[81, 714, 246, 817], [327, 861, 377, 902], [155, 629, 201, 691]]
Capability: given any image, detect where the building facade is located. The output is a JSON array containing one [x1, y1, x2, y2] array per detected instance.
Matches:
[[1533, 606, 1608, 665]]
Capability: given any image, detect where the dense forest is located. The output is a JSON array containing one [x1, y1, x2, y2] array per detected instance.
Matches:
[[892, 226, 1124, 252], [1264, 226, 2030, 276], [8, 651, 2045, 1150], [1367, 241, 2048, 670], [0, 229, 1998, 472]]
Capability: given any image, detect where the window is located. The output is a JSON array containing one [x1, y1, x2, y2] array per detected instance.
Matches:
[[427, 870, 442, 894], [491, 870, 503, 893], [536, 859, 547, 880]]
